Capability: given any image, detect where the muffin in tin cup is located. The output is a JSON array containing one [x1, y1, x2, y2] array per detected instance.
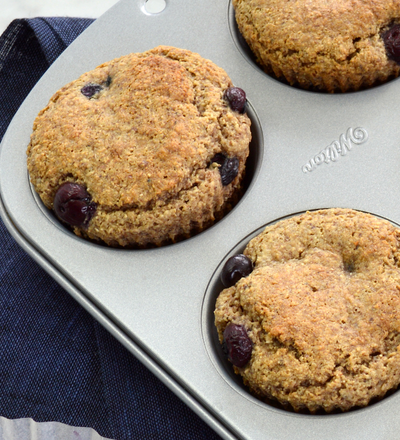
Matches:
[[27, 45, 252, 247], [232, 0, 400, 92], [215, 208, 400, 413]]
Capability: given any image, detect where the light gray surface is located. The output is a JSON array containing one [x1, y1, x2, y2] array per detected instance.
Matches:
[[0, 417, 112, 440], [1, 1, 400, 439]]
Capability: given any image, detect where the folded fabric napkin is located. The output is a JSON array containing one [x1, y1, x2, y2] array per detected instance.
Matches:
[[0, 18, 221, 440]]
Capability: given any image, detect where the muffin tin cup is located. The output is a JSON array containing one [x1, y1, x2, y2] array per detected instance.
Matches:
[[2, 1, 400, 439], [202, 211, 400, 415]]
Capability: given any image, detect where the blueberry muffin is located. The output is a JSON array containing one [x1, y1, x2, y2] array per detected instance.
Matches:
[[215, 208, 400, 413], [27, 46, 251, 247], [232, 0, 400, 92]]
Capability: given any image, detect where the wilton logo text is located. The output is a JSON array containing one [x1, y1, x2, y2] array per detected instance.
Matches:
[[302, 127, 368, 173]]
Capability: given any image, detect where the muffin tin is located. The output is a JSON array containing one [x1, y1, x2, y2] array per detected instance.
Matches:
[[1, 1, 400, 439]]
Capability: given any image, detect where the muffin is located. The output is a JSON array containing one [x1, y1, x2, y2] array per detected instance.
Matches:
[[232, 0, 400, 92], [214, 208, 400, 413], [27, 46, 251, 247]]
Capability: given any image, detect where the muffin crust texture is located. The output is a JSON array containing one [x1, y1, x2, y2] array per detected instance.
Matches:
[[27, 46, 251, 247], [232, 0, 400, 92], [215, 208, 400, 412]]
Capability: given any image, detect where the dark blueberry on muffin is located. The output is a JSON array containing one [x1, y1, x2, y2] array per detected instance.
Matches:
[[383, 24, 400, 64], [81, 83, 103, 98], [222, 323, 253, 367], [221, 254, 253, 287], [211, 154, 240, 186], [54, 182, 96, 228], [224, 87, 247, 113]]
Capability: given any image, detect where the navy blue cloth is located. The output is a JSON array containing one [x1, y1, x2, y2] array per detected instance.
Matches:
[[0, 18, 221, 440]]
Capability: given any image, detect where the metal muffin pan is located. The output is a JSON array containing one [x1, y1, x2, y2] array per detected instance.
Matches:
[[2, 1, 400, 438]]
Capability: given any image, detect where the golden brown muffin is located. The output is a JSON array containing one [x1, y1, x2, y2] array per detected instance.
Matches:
[[27, 46, 251, 247], [232, 0, 400, 92], [215, 208, 400, 412]]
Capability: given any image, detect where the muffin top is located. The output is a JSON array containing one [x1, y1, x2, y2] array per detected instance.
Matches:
[[215, 208, 400, 412], [27, 46, 251, 247], [232, 0, 400, 91]]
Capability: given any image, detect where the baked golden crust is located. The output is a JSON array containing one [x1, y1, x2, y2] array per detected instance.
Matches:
[[27, 46, 251, 247], [233, 0, 400, 92], [215, 208, 400, 412]]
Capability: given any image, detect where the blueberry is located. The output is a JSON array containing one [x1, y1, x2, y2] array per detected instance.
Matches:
[[224, 87, 247, 113], [383, 24, 400, 64], [81, 83, 103, 98], [221, 254, 253, 287], [54, 182, 96, 228], [220, 157, 240, 186], [210, 153, 226, 167], [222, 323, 252, 367], [210, 154, 239, 186]]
